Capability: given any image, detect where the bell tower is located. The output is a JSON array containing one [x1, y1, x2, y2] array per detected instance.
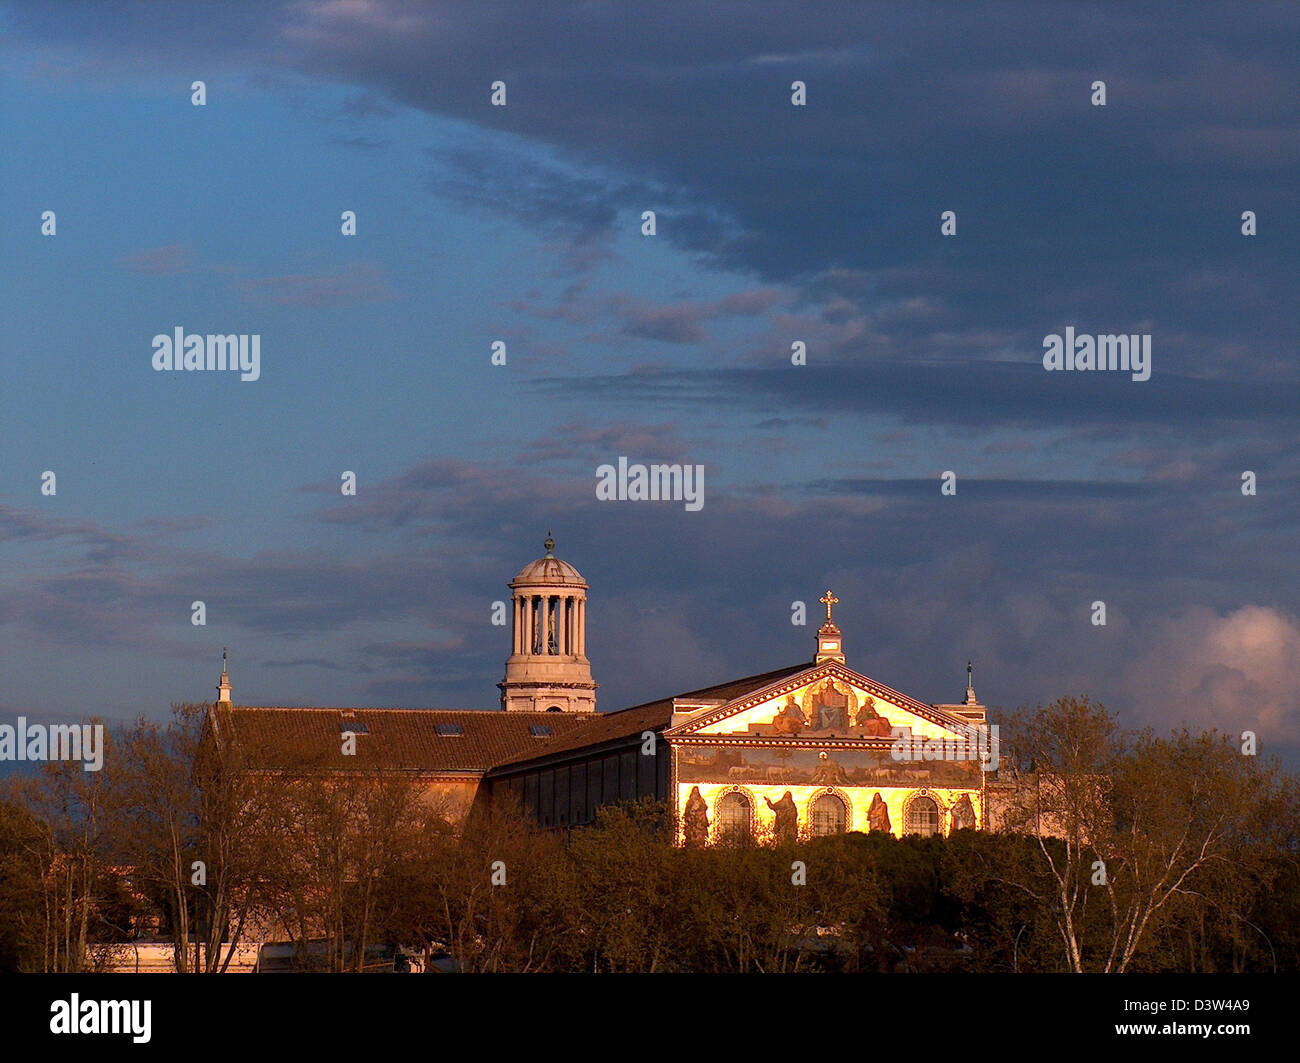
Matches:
[[498, 535, 598, 712]]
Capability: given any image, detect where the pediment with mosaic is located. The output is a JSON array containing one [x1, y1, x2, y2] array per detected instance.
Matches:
[[765, 678, 894, 737], [669, 589, 985, 750]]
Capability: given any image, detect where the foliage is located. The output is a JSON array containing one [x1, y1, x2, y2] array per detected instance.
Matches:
[[1, 696, 1297, 973]]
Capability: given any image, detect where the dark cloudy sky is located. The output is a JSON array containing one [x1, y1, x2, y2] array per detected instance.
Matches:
[[1, 2, 1297, 758]]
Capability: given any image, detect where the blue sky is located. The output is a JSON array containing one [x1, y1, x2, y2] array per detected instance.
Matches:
[[1, 1, 1297, 760]]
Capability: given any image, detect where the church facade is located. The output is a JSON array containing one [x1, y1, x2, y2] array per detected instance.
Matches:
[[210, 539, 997, 842], [664, 608, 992, 844]]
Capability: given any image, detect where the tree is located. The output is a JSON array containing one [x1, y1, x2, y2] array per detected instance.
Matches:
[[567, 802, 678, 972], [0, 796, 50, 971], [12, 724, 116, 972], [995, 697, 1294, 972]]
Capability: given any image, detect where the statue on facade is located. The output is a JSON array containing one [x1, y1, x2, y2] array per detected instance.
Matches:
[[867, 792, 892, 833], [764, 791, 798, 844], [854, 695, 893, 737], [808, 678, 850, 730], [771, 695, 806, 735], [683, 787, 710, 845]]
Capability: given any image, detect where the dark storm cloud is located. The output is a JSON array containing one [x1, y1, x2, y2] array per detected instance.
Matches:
[[531, 360, 1300, 431], [258, 0, 1299, 371], [284, 448, 1295, 722], [3, 441, 1296, 738], [9, 2, 1296, 377], [3, 2, 1295, 745], [805, 478, 1152, 501]]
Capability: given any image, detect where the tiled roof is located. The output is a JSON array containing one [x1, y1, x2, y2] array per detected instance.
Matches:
[[210, 662, 813, 776], [485, 701, 673, 773], [210, 705, 591, 774], [487, 661, 812, 774]]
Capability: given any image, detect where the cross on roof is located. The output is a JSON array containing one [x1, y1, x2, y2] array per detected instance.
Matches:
[[820, 589, 839, 623]]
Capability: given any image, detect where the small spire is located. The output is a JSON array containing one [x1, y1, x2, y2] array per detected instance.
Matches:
[[217, 649, 232, 704], [544, 532, 555, 558], [965, 659, 978, 705]]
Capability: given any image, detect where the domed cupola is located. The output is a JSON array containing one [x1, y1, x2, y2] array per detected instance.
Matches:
[[498, 535, 598, 713]]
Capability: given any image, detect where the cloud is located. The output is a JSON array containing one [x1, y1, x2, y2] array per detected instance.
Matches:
[[612, 289, 784, 345], [0, 505, 134, 560], [234, 261, 398, 307], [516, 420, 699, 465], [2, 446, 1297, 748], [116, 244, 193, 275], [3, 2, 1297, 753], [1119, 606, 1300, 748], [112, 244, 400, 308], [11, 3, 1298, 377], [531, 360, 1300, 434]]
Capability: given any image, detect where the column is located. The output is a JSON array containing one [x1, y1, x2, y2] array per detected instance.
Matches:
[[576, 597, 585, 656]]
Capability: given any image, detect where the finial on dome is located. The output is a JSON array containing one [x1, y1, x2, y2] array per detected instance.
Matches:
[[544, 533, 555, 558]]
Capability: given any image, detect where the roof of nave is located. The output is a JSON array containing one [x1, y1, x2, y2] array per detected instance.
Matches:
[[486, 661, 812, 775], [208, 705, 592, 774], [208, 662, 813, 777]]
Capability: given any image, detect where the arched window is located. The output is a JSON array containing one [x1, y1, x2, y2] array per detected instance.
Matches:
[[547, 598, 559, 654], [906, 796, 940, 837], [717, 792, 752, 841], [811, 793, 847, 836]]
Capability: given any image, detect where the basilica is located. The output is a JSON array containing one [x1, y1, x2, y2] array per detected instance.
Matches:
[[209, 538, 996, 842]]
